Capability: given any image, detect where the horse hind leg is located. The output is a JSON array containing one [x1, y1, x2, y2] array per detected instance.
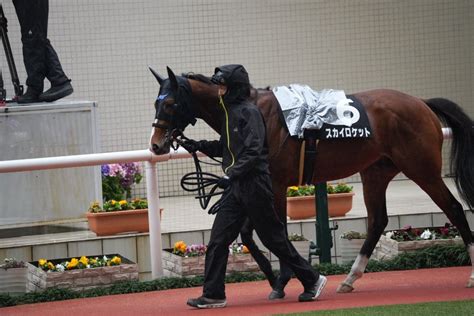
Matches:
[[409, 175, 474, 287], [337, 160, 398, 293]]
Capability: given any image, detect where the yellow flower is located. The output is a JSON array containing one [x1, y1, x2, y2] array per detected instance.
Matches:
[[67, 258, 79, 269], [47, 262, 55, 270], [79, 256, 88, 266], [111, 200, 117, 205], [288, 186, 298, 191], [38, 259, 47, 266], [173, 241, 187, 255], [119, 200, 127, 205], [111, 256, 121, 265]]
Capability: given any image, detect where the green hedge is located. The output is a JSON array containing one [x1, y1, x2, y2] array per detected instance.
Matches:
[[0, 244, 470, 308]]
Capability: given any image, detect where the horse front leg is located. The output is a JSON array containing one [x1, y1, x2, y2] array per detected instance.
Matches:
[[337, 165, 395, 293]]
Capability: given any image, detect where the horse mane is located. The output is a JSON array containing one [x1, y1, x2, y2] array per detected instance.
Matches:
[[182, 72, 213, 84]]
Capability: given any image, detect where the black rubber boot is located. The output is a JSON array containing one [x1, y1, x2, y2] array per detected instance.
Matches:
[[16, 87, 41, 104], [39, 80, 73, 102]]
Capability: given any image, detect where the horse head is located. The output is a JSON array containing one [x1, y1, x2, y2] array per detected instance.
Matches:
[[149, 66, 197, 155]]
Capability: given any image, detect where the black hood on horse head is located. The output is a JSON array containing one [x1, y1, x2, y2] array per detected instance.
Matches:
[[166, 75, 196, 130]]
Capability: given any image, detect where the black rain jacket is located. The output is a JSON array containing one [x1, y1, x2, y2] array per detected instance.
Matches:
[[199, 100, 270, 180]]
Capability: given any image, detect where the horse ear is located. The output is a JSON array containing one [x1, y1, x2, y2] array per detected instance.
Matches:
[[167, 66, 179, 92], [149, 66, 164, 85]]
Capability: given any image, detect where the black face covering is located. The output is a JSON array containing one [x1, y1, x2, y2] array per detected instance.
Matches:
[[157, 77, 196, 131]]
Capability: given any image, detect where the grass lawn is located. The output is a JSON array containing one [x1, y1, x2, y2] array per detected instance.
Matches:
[[280, 299, 474, 316]]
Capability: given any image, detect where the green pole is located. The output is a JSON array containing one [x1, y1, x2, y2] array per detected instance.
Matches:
[[315, 182, 332, 263]]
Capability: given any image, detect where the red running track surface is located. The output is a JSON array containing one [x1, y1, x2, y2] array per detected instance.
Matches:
[[2, 266, 473, 316]]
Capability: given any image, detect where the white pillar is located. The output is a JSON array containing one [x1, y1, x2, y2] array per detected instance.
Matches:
[[145, 161, 163, 278]]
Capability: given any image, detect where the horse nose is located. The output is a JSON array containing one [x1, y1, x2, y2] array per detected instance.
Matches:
[[152, 144, 160, 155]]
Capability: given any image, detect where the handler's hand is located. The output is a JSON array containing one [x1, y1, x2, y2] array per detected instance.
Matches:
[[217, 175, 231, 189], [181, 139, 200, 153]]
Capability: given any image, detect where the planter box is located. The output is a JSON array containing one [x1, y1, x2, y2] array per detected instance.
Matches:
[[162, 250, 261, 278], [0, 267, 29, 294], [340, 238, 365, 264], [28, 254, 138, 292], [291, 240, 310, 261], [374, 235, 463, 260], [287, 192, 354, 220], [86, 208, 162, 236]]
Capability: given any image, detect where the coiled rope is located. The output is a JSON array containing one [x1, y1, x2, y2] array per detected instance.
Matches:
[[179, 147, 230, 215]]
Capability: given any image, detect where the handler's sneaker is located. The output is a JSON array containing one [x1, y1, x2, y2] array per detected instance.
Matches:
[[268, 278, 286, 300], [298, 275, 327, 302], [187, 296, 227, 309], [268, 287, 285, 300]]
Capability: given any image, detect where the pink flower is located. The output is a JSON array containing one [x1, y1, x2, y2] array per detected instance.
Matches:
[[108, 164, 125, 177]]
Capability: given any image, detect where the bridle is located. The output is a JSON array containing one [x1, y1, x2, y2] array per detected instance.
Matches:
[[152, 100, 185, 150], [152, 78, 196, 150]]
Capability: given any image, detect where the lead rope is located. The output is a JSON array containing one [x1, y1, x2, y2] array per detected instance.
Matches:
[[176, 137, 231, 214]]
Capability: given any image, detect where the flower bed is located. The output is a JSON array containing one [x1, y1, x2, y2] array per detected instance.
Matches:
[[374, 223, 463, 260], [287, 183, 355, 219], [28, 254, 138, 292], [0, 259, 29, 294], [86, 199, 161, 236], [162, 242, 261, 277]]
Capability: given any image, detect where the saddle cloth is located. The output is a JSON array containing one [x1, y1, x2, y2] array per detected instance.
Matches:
[[272, 84, 372, 139]]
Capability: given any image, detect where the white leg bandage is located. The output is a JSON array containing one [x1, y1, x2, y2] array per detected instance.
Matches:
[[337, 254, 369, 293], [468, 244, 474, 288]]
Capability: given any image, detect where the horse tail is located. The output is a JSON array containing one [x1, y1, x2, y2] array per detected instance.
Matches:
[[424, 98, 474, 210]]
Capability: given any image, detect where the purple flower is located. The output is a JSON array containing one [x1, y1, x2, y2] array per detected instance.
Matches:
[[120, 162, 141, 189], [101, 165, 110, 177]]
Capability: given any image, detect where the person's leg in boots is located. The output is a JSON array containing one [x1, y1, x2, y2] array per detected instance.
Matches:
[[13, 0, 47, 103], [13, 0, 72, 104], [39, 38, 73, 102]]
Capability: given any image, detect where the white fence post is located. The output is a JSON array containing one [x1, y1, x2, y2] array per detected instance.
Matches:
[[145, 161, 163, 278]]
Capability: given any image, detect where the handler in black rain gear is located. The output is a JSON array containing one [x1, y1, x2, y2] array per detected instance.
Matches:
[[183, 64, 327, 309]]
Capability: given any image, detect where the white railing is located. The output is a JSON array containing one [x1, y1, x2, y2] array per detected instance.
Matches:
[[0, 147, 193, 279], [0, 127, 452, 279]]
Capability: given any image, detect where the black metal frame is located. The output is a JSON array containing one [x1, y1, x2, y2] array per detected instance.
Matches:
[[0, 4, 23, 103]]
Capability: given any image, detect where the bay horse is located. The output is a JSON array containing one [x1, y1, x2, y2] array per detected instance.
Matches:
[[149, 66, 474, 292]]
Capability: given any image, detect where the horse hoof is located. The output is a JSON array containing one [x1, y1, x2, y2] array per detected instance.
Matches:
[[336, 282, 354, 293], [466, 278, 474, 288]]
